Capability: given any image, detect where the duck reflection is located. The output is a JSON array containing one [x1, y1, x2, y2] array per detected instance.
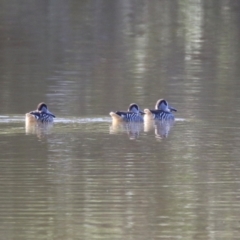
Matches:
[[144, 119, 174, 139], [25, 121, 53, 138], [110, 122, 144, 140]]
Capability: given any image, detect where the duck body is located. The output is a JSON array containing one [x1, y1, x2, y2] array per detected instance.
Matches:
[[144, 109, 175, 121], [144, 99, 177, 121], [26, 102, 55, 124], [110, 103, 144, 123]]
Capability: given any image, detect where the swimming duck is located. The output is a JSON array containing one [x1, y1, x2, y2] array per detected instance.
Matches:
[[25, 102, 55, 123], [110, 103, 144, 122], [144, 99, 176, 121]]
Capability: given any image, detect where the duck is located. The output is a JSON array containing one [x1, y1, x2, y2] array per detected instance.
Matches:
[[109, 103, 144, 123], [144, 99, 177, 121], [25, 102, 55, 124]]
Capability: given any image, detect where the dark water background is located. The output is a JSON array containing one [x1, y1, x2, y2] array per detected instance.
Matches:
[[1, 1, 240, 239]]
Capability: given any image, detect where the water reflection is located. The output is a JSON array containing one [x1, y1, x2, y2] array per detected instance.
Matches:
[[25, 122, 54, 139], [109, 119, 176, 140], [144, 119, 175, 139], [109, 122, 144, 140]]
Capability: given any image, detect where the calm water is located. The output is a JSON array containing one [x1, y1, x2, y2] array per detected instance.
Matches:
[[1, 1, 240, 239]]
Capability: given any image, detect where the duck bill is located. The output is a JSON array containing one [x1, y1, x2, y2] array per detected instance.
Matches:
[[169, 106, 177, 112], [47, 109, 56, 117], [139, 108, 145, 114]]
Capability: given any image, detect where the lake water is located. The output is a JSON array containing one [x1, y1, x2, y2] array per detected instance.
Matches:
[[1, 1, 240, 239]]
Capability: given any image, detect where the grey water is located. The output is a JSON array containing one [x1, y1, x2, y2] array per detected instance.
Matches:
[[1, 1, 240, 239]]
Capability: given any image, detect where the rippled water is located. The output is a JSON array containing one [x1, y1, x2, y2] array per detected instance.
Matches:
[[1, 0, 240, 239]]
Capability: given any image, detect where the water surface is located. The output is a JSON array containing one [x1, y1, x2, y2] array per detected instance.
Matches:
[[1, 0, 240, 239]]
